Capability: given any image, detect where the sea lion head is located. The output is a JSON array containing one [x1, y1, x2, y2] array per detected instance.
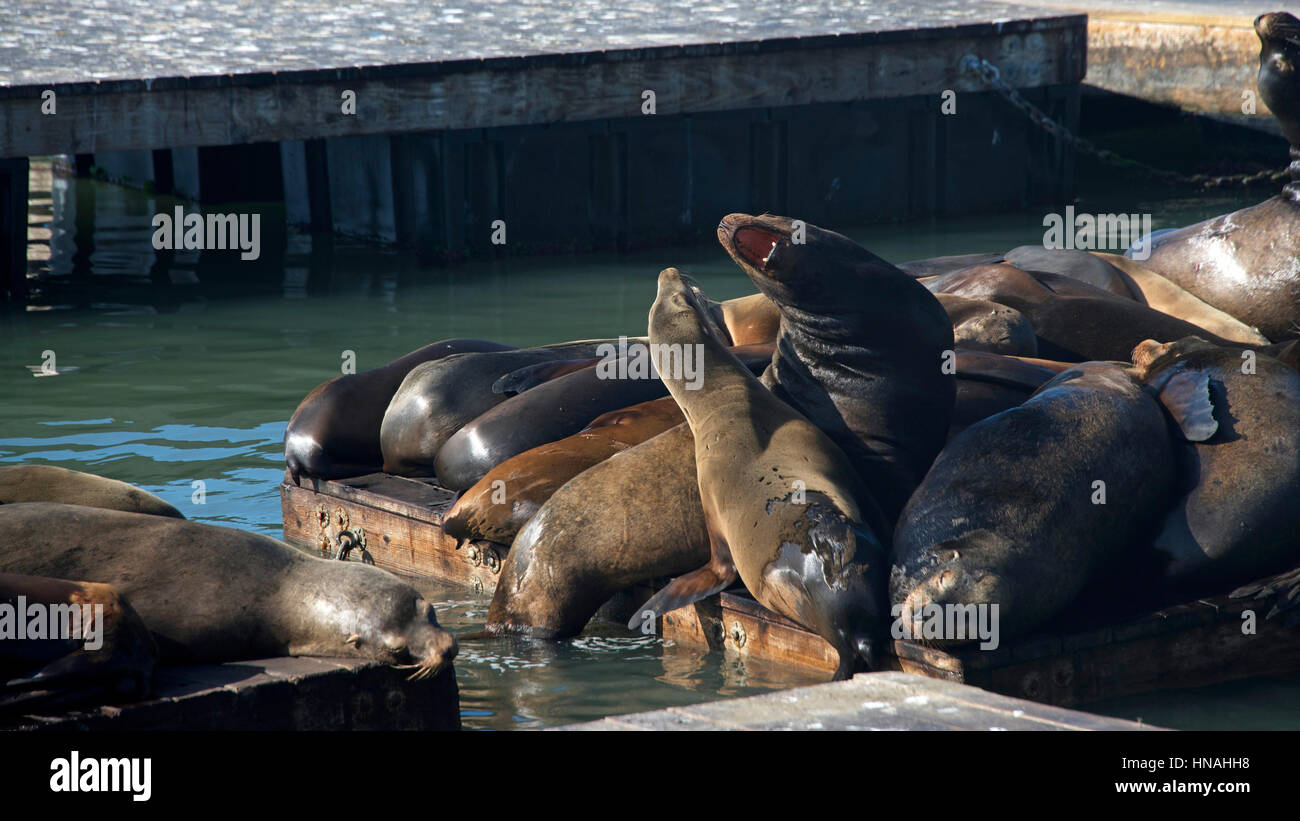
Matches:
[[308, 567, 459, 680], [1256, 12, 1300, 146], [716, 212, 900, 313], [649, 267, 729, 351]]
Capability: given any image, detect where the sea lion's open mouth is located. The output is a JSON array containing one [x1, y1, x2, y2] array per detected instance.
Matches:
[[731, 226, 786, 272]]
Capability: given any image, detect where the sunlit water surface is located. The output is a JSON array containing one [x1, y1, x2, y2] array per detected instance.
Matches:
[[3, 167, 1298, 729]]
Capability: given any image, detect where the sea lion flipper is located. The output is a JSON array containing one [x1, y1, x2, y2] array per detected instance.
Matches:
[[625, 562, 738, 629], [1157, 370, 1218, 442]]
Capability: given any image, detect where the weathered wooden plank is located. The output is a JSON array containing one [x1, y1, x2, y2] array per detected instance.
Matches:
[[660, 574, 1300, 708], [0, 22, 1085, 158]]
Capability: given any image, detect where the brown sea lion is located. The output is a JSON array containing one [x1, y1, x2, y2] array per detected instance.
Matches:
[[0, 504, 458, 678], [379, 340, 636, 477], [1131, 12, 1300, 341], [1091, 253, 1269, 345], [890, 360, 1215, 644], [433, 342, 775, 492], [285, 338, 516, 483], [948, 350, 1071, 440], [633, 269, 890, 680], [1132, 336, 1300, 588], [926, 263, 1251, 361], [442, 397, 685, 546], [717, 212, 955, 524], [0, 465, 183, 518], [936, 293, 1038, 356], [485, 423, 709, 639], [1, 572, 158, 715]]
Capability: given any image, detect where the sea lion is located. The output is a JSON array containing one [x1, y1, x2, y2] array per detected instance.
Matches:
[[936, 293, 1038, 356], [1130, 12, 1300, 341], [0, 503, 458, 678], [0, 465, 183, 518], [1090, 253, 1269, 345], [926, 263, 1250, 361], [716, 212, 955, 523], [890, 360, 1215, 644], [1, 572, 158, 714], [1131, 336, 1300, 588], [285, 338, 515, 483], [379, 340, 635, 477], [948, 350, 1071, 439], [433, 342, 775, 492], [442, 397, 685, 546], [486, 422, 709, 638], [633, 269, 890, 680]]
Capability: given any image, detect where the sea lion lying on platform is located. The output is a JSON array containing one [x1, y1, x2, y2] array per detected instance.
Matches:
[[1132, 336, 1300, 589], [0, 504, 458, 678], [890, 359, 1215, 645], [1, 572, 158, 715], [0, 465, 183, 518], [442, 397, 685, 546], [286, 338, 515, 483], [379, 340, 633, 477]]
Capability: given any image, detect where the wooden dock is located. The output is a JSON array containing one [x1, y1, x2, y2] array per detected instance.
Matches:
[[1, 1, 1088, 299], [559, 671, 1163, 730], [1003, 0, 1285, 131], [281, 474, 1300, 710], [5, 656, 461, 731]]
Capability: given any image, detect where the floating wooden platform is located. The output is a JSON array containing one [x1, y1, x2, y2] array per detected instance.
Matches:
[[1004, 0, 1284, 131], [559, 671, 1163, 730], [2, 1, 1088, 300], [5, 656, 460, 732], [282, 474, 1300, 710]]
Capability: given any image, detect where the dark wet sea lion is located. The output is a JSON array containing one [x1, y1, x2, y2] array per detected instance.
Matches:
[[286, 338, 516, 483], [380, 340, 634, 477], [936, 293, 1038, 356], [927, 263, 1250, 361], [633, 269, 889, 680], [890, 360, 1214, 643], [1132, 336, 1300, 588], [897, 251, 1006, 278], [1, 572, 158, 714], [0, 503, 458, 677], [1129, 13, 1300, 341], [0, 465, 183, 518], [434, 342, 775, 492], [717, 212, 955, 524], [442, 397, 685, 546], [948, 350, 1071, 440], [485, 422, 709, 638]]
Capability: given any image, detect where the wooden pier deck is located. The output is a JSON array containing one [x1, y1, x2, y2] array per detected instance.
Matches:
[[281, 474, 1300, 711], [560, 671, 1162, 730], [1004, 0, 1287, 131], [1, 1, 1087, 300], [5, 656, 461, 731]]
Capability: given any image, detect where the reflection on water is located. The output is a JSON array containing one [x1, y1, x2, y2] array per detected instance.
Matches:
[[4, 162, 1299, 729]]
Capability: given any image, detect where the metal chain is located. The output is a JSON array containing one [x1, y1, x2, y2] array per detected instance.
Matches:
[[960, 55, 1289, 191]]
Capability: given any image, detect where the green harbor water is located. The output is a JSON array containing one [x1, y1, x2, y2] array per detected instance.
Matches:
[[3, 164, 1298, 729]]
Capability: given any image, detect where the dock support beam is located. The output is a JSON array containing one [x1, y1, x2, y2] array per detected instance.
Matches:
[[0, 157, 28, 302]]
